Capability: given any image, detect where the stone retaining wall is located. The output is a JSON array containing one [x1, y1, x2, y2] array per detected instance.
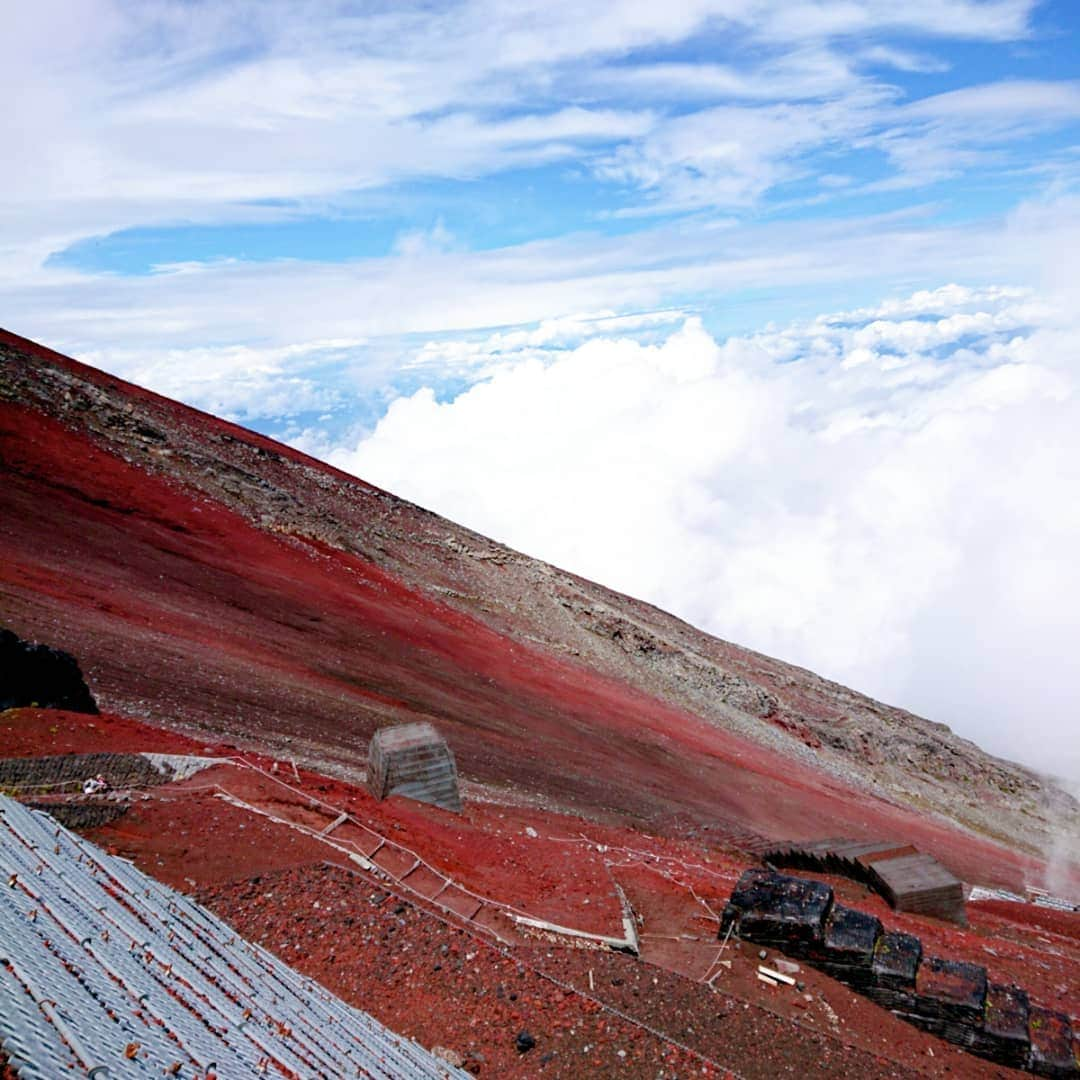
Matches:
[[722, 868, 1077, 1078], [20, 800, 130, 830], [0, 753, 170, 793]]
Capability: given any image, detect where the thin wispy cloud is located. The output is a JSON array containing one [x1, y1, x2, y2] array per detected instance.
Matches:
[[3, 0, 1067, 264]]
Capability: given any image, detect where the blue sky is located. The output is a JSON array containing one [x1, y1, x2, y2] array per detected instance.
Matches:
[[36, 4, 1080, 279], [4, 1, 1080, 785]]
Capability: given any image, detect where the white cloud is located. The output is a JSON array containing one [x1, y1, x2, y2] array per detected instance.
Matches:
[[755, 0, 1035, 42], [392, 220, 459, 258], [904, 79, 1080, 120], [596, 90, 891, 209], [325, 282, 1080, 783], [78, 340, 355, 422], [596, 76, 1080, 211], [405, 309, 690, 375], [864, 80, 1080, 187], [858, 45, 950, 74], [9, 191, 1075, 364], [585, 48, 866, 103]]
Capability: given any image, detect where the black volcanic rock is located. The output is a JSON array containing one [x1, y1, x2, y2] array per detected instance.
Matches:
[[914, 955, 988, 1024], [871, 930, 922, 989], [973, 983, 1030, 1070], [1027, 1006, 1076, 1079], [818, 903, 882, 987], [866, 929, 922, 1010], [722, 868, 833, 953], [0, 627, 98, 714]]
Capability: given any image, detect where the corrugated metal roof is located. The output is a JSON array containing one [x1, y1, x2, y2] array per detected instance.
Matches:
[[0, 793, 466, 1078]]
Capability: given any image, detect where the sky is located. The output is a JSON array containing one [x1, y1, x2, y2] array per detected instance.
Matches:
[[4, 0, 1080, 782]]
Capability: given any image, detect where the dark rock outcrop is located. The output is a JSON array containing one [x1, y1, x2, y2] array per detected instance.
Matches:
[[867, 930, 921, 1011], [1028, 1007, 1079, 1080], [0, 628, 97, 714], [914, 955, 988, 1025], [975, 983, 1031, 1070], [903, 955, 990, 1048]]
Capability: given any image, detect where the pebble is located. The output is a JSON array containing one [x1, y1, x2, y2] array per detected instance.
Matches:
[[431, 1047, 465, 1068], [515, 1030, 537, 1054]]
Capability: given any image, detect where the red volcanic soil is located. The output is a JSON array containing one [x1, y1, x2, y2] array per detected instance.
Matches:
[[968, 900, 1080, 944], [16, 708, 1077, 1001], [0, 707, 232, 758], [198, 863, 1011, 1079], [0, 390, 1053, 899]]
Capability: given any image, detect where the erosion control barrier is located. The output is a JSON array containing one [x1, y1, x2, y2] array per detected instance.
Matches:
[[1, 753, 219, 832], [721, 868, 1078, 1078], [19, 800, 130, 830], [0, 794, 469, 1079], [761, 838, 965, 923]]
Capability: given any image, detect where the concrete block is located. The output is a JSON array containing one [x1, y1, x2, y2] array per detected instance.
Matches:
[[367, 722, 462, 813]]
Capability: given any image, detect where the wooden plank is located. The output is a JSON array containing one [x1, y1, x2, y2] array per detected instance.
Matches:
[[759, 965, 796, 986], [400, 863, 449, 900], [370, 843, 419, 879], [437, 884, 484, 922]]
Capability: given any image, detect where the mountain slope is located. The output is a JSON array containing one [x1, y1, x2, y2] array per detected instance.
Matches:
[[1, 328, 1076, 894]]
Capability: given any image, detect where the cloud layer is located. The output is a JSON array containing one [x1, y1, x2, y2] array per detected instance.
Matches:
[[326, 283, 1080, 782]]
